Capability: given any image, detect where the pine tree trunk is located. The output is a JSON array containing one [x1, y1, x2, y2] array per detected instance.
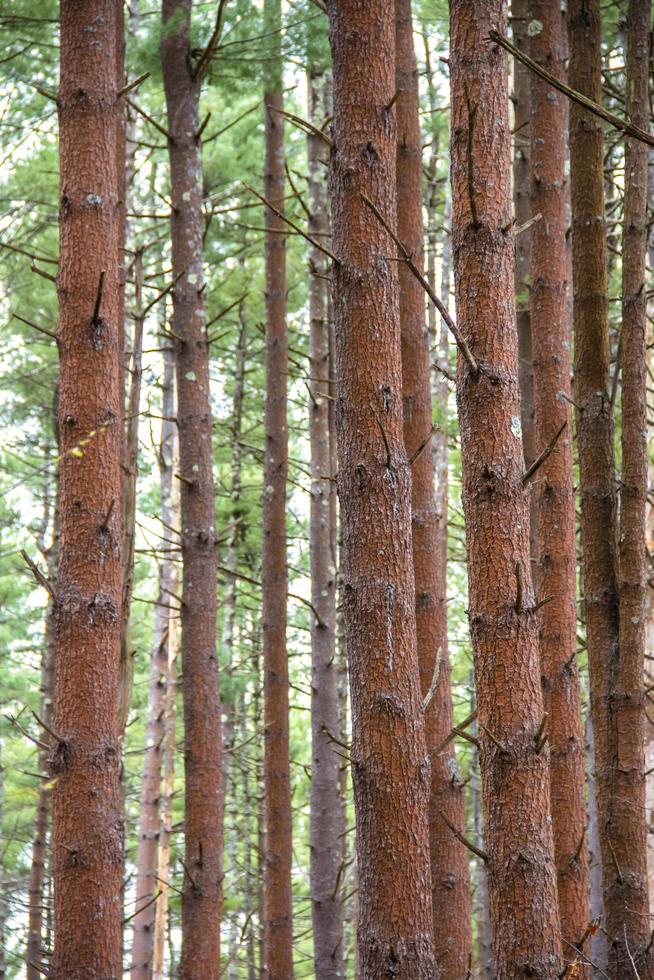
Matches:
[[160, 3, 222, 974], [260, 1, 293, 976], [327, 1, 436, 974], [307, 62, 345, 980], [512, 0, 537, 565], [450, 3, 563, 976], [568, 1, 651, 971], [528, 0, 589, 953], [131, 344, 177, 979], [395, 2, 471, 974], [50, 4, 124, 975], [614, 0, 652, 967]]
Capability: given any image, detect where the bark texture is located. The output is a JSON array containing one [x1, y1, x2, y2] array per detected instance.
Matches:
[[450, 2, 563, 976], [308, 64, 345, 980], [568, 1, 651, 972], [327, 1, 435, 975], [261, 2, 293, 976], [528, 0, 589, 953], [395, 2, 471, 974], [161, 3, 222, 975], [614, 0, 652, 968], [51, 4, 124, 976]]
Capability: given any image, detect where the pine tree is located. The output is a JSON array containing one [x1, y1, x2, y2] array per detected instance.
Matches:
[[260, 0, 293, 975], [50, 3, 124, 975], [528, 0, 589, 951], [327, 0, 435, 974], [395, 1, 471, 973], [160, 2, 222, 974], [450, 2, 563, 974]]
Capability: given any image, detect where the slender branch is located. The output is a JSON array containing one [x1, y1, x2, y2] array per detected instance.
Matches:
[[243, 182, 339, 264], [489, 30, 654, 148], [441, 812, 488, 863], [360, 193, 478, 374], [12, 313, 57, 341], [423, 648, 442, 710], [464, 82, 480, 228], [267, 103, 332, 146], [127, 98, 173, 142], [21, 549, 57, 602], [432, 709, 478, 755], [194, 0, 229, 83], [117, 71, 150, 99], [523, 421, 567, 484]]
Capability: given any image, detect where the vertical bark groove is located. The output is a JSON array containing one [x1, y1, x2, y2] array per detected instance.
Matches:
[[450, 2, 563, 976], [327, 1, 435, 975]]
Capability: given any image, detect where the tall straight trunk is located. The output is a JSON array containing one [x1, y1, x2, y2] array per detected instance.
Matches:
[[119, 248, 145, 733], [50, 4, 124, 976], [395, 2, 471, 974], [261, 1, 293, 975], [131, 345, 177, 979], [307, 63, 345, 980], [528, 0, 589, 953], [512, 0, 536, 565], [568, 1, 650, 972], [327, 1, 435, 974], [160, 4, 222, 976], [450, 3, 563, 977], [26, 467, 58, 980], [152, 451, 179, 980], [614, 0, 652, 967]]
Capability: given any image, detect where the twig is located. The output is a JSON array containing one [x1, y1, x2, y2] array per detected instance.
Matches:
[[441, 812, 488, 863], [481, 723, 507, 754], [12, 313, 57, 341], [243, 183, 339, 264], [464, 82, 480, 229], [515, 212, 542, 237], [127, 98, 173, 142], [267, 104, 332, 146], [122, 889, 162, 926], [180, 858, 198, 890], [515, 562, 524, 614], [522, 421, 567, 484], [532, 593, 555, 614], [194, 0, 229, 83], [21, 550, 57, 602], [30, 710, 64, 746], [195, 112, 212, 141], [360, 194, 478, 375], [432, 709, 478, 755], [373, 412, 392, 468], [141, 270, 185, 318], [409, 426, 436, 466], [489, 30, 654, 148], [92, 270, 106, 326], [423, 648, 442, 710], [31, 263, 57, 283], [117, 71, 150, 99], [534, 713, 548, 753]]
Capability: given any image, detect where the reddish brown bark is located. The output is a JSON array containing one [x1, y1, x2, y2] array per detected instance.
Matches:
[[568, 1, 651, 973], [450, 2, 563, 976], [307, 64, 345, 980], [614, 0, 652, 969], [395, 2, 471, 974], [261, 1, 293, 976], [160, 3, 222, 975], [512, 0, 537, 567], [528, 0, 589, 955], [131, 346, 177, 980], [327, 1, 435, 974], [50, 4, 124, 976]]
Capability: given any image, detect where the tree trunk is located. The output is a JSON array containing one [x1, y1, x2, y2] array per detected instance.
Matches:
[[395, 2, 471, 974], [160, 3, 222, 975], [614, 0, 652, 968], [450, 2, 563, 976], [512, 0, 537, 566], [131, 343, 177, 980], [260, 2, 293, 977], [50, 4, 124, 975], [528, 0, 589, 955], [327, 1, 435, 974], [568, 1, 651, 971], [308, 62, 345, 980]]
